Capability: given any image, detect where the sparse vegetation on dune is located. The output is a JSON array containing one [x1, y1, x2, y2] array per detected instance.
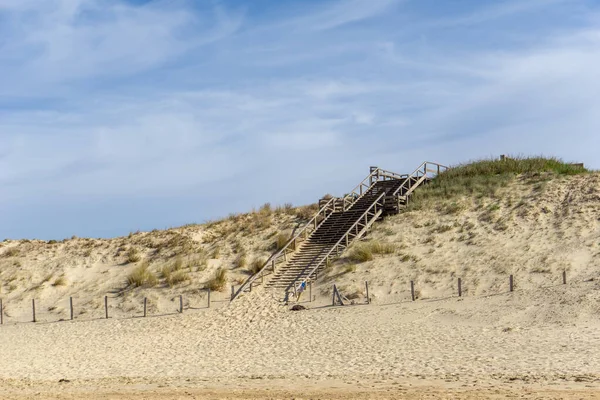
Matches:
[[206, 268, 227, 291], [127, 261, 158, 288], [409, 156, 589, 211], [348, 240, 396, 263]]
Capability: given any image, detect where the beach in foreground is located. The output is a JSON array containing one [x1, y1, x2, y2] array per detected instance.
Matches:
[[1, 282, 599, 399]]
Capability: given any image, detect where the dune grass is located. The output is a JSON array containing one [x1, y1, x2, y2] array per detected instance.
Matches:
[[348, 240, 396, 263], [409, 156, 588, 210], [206, 268, 227, 291], [250, 257, 266, 274], [127, 261, 158, 288]]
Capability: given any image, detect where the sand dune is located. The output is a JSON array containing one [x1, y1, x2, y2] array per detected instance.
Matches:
[[1, 172, 599, 398]]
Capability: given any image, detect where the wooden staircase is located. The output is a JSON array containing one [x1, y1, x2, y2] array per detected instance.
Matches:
[[232, 162, 448, 301]]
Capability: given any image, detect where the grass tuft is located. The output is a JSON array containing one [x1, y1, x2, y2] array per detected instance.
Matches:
[[206, 268, 227, 291], [250, 257, 266, 274], [127, 247, 141, 263], [348, 240, 396, 263], [127, 261, 158, 288], [52, 276, 67, 287]]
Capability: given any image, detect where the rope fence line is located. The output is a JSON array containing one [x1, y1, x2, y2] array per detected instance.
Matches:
[[326, 269, 595, 306], [0, 270, 595, 325], [0, 287, 227, 326]]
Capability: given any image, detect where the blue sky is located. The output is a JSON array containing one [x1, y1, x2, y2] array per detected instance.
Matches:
[[1, 0, 599, 240]]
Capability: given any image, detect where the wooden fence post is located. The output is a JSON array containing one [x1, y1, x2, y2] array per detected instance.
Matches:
[[458, 278, 462, 297], [207, 288, 211, 308], [230, 285, 235, 301], [144, 297, 147, 318], [365, 281, 370, 304], [0, 298, 3, 325], [332, 284, 336, 306], [410, 281, 415, 301], [509, 275, 514, 292], [105, 296, 108, 319], [70, 297, 74, 320], [309, 281, 312, 302], [562, 270, 567, 285], [179, 295, 183, 313], [32, 299, 36, 323]]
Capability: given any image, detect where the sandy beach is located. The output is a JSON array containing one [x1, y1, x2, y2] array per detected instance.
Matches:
[[1, 279, 599, 399]]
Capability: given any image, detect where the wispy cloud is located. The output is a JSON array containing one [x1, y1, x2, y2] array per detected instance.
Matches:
[[0, 0, 599, 239]]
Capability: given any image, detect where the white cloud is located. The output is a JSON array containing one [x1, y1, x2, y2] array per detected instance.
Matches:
[[1, 0, 599, 238]]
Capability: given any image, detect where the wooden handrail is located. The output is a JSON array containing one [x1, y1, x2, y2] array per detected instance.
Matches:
[[289, 191, 387, 296], [231, 196, 338, 300], [391, 161, 448, 198]]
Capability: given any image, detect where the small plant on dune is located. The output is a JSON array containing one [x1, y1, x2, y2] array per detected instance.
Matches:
[[295, 204, 318, 220], [349, 240, 395, 263], [250, 257, 266, 275], [127, 247, 141, 263], [211, 246, 221, 259], [166, 270, 190, 287], [206, 268, 227, 291], [275, 231, 291, 250], [52, 276, 67, 287], [2, 247, 20, 258], [172, 255, 184, 271], [235, 253, 248, 269], [349, 245, 373, 263], [127, 261, 158, 288], [370, 241, 396, 254], [259, 202, 272, 215], [344, 264, 357, 274]]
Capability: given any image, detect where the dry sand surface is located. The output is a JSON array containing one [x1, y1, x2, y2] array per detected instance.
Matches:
[[1, 283, 600, 399]]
